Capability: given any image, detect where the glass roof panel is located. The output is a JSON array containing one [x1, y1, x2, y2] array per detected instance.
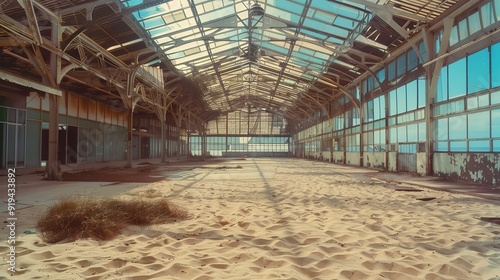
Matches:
[[124, 0, 371, 116]]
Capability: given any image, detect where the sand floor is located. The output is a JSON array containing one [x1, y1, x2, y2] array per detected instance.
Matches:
[[2, 158, 500, 279]]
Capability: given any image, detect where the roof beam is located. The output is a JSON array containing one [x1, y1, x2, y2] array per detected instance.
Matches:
[[0, 68, 62, 96], [348, 0, 411, 39]]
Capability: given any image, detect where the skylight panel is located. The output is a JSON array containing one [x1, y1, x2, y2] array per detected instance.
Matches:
[[199, 6, 235, 23], [264, 42, 289, 55], [141, 17, 167, 30], [301, 29, 327, 40], [265, 6, 294, 22], [175, 51, 210, 65]]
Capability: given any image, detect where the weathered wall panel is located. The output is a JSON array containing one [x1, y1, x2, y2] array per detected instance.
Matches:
[[433, 153, 500, 185], [364, 152, 386, 169], [323, 151, 332, 162], [332, 151, 344, 163], [346, 152, 360, 166], [27, 91, 40, 109], [416, 152, 427, 175], [68, 92, 78, 117], [58, 92, 66, 115], [388, 152, 397, 172]]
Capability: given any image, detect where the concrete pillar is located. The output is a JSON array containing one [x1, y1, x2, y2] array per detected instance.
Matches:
[[126, 109, 134, 168], [46, 18, 61, 180], [160, 117, 166, 162]]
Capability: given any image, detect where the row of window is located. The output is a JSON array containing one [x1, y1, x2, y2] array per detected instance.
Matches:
[[446, 0, 500, 47], [189, 136, 290, 154], [437, 42, 500, 102], [435, 110, 500, 141], [389, 78, 426, 116], [359, 41, 427, 96], [207, 112, 286, 135], [0, 107, 26, 125], [190, 136, 289, 144]]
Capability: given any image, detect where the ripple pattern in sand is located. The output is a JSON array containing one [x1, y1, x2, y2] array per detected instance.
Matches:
[[8, 158, 500, 280]]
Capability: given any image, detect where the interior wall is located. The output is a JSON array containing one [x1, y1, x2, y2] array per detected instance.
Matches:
[[433, 153, 500, 185]]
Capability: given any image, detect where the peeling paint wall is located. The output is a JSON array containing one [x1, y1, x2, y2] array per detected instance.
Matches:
[[364, 152, 386, 169], [433, 153, 500, 185], [388, 152, 397, 172], [323, 151, 332, 162], [416, 152, 427, 175], [346, 152, 360, 166], [332, 152, 344, 163]]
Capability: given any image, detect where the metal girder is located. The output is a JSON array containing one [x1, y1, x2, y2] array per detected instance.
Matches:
[[346, 0, 429, 22], [57, 0, 117, 17], [0, 68, 62, 95], [347, 0, 411, 39], [187, 0, 232, 112], [19, 0, 42, 45], [60, 0, 173, 52], [268, 0, 312, 105]]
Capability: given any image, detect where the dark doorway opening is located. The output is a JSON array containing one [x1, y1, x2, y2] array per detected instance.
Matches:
[[141, 137, 150, 159]]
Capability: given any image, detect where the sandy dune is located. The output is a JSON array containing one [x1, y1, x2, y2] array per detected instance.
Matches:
[[2, 158, 500, 279]]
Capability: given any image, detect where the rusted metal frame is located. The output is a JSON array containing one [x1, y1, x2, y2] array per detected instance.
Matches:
[[0, 68, 62, 96], [19, 0, 43, 45], [62, 26, 129, 70], [170, 106, 185, 159], [267, 16, 349, 43], [18, 43, 56, 87], [427, 0, 482, 32], [141, 86, 172, 162], [269, 29, 382, 65], [349, 0, 414, 39], [299, 77, 362, 163], [116, 65, 142, 168], [422, 17, 453, 175], [0, 14, 37, 44], [3, 1, 205, 157], [0, 15, 126, 87], [187, 0, 232, 111], [60, 0, 173, 52], [66, 40, 199, 125], [45, 18, 61, 180], [75, 42, 89, 64], [268, 0, 312, 106], [57, 0, 119, 17]]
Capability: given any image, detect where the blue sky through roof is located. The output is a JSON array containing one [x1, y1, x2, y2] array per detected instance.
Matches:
[[121, 0, 370, 113]]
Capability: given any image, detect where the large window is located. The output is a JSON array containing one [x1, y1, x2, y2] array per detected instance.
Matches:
[[468, 111, 490, 139], [363, 95, 385, 122], [388, 60, 396, 81], [448, 58, 467, 99], [492, 42, 500, 88], [0, 106, 26, 168], [389, 78, 426, 116], [388, 121, 425, 145], [407, 48, 419, 71], [189, 136, 289, 156], [468, 48, 490, 94], [444, 0, 500, 46], [437, 66, 448, 102], [437, 42, 500, 102], [435, 107, 499, 152], [397, 53, 406, 77]]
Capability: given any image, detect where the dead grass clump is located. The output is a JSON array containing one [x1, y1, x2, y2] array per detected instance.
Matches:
[[141, 188, 162, 198], [36, 196, 190, 243]]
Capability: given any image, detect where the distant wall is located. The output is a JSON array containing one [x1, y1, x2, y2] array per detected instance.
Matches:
[[363, 152, 385, 169], [222, 152, 289, 157]]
